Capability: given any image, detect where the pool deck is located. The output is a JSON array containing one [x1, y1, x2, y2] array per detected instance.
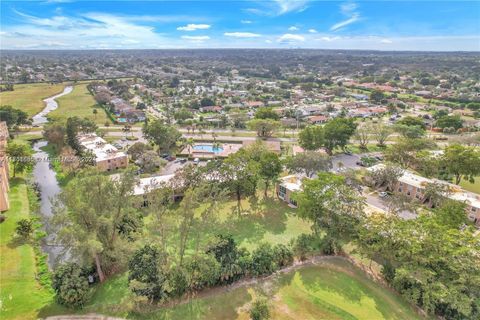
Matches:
[[180, 143, 242, 158]]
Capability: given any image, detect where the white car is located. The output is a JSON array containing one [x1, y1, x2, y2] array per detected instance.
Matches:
[[193, 158, 200, 165], [379, 192, 388, 198]]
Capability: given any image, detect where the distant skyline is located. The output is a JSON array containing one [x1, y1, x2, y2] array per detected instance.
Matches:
[[1, 1, 479, 51]]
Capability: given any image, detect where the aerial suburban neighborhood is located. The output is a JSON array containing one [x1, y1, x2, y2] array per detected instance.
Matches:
[[0, 1, 479, 320]]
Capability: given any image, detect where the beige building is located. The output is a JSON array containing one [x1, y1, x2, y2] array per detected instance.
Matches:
[[78, 134, 128, 172], [0, 122, 10, 212], [276, 175, 304, 207], [368, 164, 480, 226]]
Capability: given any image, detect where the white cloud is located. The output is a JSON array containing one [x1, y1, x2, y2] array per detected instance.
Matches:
[[308, 29, 317, 33], [330, 13, 360, 31], [265, 39, 273, 43], [277, 33, 305, 43], [245, 0, 309, 16], [380, 39, 393, 44], [318, 36, 342, 42], [177, 24, 211, 31], [274, 0, 309, 15], [341, 2, 358, 15], [288, 26, 299, 31], [224, 32, 261, 38], [241, 20, 252, 24], [331, 1, 360, 31], [181, 35, 210, 41]]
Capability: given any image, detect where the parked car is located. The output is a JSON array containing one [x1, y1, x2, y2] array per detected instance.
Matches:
[[344, 150, 353, 155], [356, 161, 365, 167], [379, 192, 389, 198], [166, 156, 176, 161], [193, 158, 200, 165], [179, 158, 187, 164]]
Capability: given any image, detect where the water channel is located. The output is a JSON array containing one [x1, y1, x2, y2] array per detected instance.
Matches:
[[31, 86, 73, 266]]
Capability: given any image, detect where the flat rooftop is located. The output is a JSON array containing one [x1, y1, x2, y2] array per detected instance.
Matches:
[[78, 134, 127, 162]]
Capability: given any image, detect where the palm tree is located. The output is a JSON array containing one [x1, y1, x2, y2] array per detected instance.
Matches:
[[186, 138, 195, 159], [93, 108, 98, 120]]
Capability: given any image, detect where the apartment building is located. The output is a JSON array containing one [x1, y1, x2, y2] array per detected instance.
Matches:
[[276, 175, 304, 207], [0, 122, 9, 212], [368, 164, 480, 226], [78, 134, 128, 172]]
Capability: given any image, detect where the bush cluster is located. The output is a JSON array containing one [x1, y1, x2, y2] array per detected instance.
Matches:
[[127, 234, 322, 305]]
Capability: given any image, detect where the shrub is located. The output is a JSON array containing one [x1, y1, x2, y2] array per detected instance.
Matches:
[[381, 262, 396, 283], [184, 254, 221, 291], [166, 266, 188, 298], [52, 263, 90, 308], [206, 234, 249, 283], [291, 234, 312, 261], [15, 218, 33, 239], [250, 298, 270, 320], [128, 245, 168, 301], [321, 236, 339, 255], [272, 244, 294, 268], [250, 243, 277, 276]]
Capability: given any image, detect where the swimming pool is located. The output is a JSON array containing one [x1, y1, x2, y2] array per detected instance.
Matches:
[[193, 144, 224, 153]]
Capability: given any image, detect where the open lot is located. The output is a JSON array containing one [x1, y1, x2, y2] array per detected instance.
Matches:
[[0, 83, 65, 116], [49, 83, 111, 125]]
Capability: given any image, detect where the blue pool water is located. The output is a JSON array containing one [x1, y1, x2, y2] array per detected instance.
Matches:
[[193, 144, 224, 153]]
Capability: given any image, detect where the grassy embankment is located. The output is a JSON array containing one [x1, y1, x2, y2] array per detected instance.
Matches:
[[0, 83, 65, 116], [46, 257, 422, 320], [49, 83, 111, 125], [0, 177, 64, 320]]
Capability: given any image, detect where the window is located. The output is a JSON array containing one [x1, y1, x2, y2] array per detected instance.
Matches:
[[279, 185, 287, 200]]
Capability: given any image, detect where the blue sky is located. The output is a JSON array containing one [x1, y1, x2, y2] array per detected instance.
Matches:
[[1, 1, 479, 51]]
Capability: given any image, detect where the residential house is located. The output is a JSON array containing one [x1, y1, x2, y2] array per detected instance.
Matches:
[[244, 101, 264, 108], [308, 115, 328, 124], [78, 134, 128, 172], [300, 106, 324, 117], [199, 106, 223, 113]]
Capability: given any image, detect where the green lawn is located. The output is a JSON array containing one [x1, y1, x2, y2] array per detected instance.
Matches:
[[460, 177, 480, 194], [59, 257, 421, 320], [0, 83, 65, 116], [49, 83, 111, 125], [0, 178, 61, 320]]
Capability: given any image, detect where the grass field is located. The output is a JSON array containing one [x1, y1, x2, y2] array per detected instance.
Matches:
[[49, 83, 111, 125], [58, 257, 421, 320], [0, 178, 60, 320], [0, 83, 65, 116], [460, 177, 480, 194]]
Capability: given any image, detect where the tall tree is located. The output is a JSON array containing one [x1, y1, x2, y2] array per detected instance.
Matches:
[[43, 123, 66, 151], [323, 118, 357, 154], [52, 169, 140, 282], [442, 144, 480, 185], [298, 125, 324, 151], [143, 120, 182, 154], [6, 142, 34, 177], [220, 150, 259, 209], [295, 172, 365, 240], [0, 105, 29, 131], [258, 151, 282, 197], [247, 119, 280, 138], [286, 151, 332, 178]]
